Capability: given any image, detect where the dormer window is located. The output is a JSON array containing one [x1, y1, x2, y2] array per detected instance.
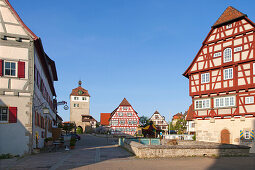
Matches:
[[226, 24, 232, 29], [223, 48, 232, 63]]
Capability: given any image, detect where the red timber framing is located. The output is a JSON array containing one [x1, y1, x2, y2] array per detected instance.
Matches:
[[183, 6, 255, 120], [109, 98, 140, 136]]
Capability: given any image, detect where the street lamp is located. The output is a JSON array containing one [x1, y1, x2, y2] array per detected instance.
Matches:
[[43, 107, 50, 114]]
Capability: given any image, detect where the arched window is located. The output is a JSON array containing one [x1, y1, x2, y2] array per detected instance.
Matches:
[[223, 48, 232, 63]]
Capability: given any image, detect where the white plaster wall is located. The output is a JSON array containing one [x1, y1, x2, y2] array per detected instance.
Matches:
[[0, 95, 31, 155]]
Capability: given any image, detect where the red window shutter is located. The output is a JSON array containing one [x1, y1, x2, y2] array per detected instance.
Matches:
[[9, 107, 17, 123], [18, 61, 25, 78], [0, 59, 2, 76]]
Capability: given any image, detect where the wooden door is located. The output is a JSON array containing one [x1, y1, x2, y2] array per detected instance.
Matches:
[[221, 129, 230, 144]]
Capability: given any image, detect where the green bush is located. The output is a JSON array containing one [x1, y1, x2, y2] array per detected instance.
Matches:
[[0, 154, 14, 159], [76, 127, 83, 134], [44, 137, 53, 143], [192, 134, 196, 141]]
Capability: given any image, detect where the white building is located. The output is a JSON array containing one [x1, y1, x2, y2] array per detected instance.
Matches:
[[0, 0, 60, 155], [149, 111, 168, 134]]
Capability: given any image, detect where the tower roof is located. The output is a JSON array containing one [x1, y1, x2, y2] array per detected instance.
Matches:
[[213, 6, 246, 27], [119, 98, 131, 106], [70, 81, 90, 96]]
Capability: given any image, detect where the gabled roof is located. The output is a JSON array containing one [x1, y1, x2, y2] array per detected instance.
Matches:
[[183, 6, 254, 78], [172, 112, 183, 120], [109, 98, 139, 119], [185, 105, 194, 121], [213, 6, 246, 27], [119, 98, 131, 106], [100, 113, 111, 126], [70, 81, 90, 96], [5, 0, 58, 96], [149, 110, 162, 120]]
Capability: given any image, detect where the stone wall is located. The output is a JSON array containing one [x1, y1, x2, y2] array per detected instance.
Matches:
[[122, 140, 250, 158]]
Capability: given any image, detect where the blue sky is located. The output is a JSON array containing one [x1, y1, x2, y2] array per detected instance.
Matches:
[[11, 0, 255, 122]]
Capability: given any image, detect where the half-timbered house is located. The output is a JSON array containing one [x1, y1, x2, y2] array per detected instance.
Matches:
[[149, 111, 168, 134], [109, 98, 140, 136], [183, 6, 255, 152], [0, 0, 60, 155]]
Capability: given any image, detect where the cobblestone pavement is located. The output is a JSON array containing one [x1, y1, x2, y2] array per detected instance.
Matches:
[[0, 134, 254, 170]]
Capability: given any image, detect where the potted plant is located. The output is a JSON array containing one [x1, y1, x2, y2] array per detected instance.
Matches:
[[70, 138, 76, 149]]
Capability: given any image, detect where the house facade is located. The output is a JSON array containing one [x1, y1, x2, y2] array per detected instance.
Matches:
[[149, 111, 168, 134], [70, 80, 95, 132], [0, 0, 59, 155], [183, 6, 255, 152], [109, 98, 140, 136]]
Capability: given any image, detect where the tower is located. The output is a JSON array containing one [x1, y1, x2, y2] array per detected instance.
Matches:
[[70, 81, 90, 124]]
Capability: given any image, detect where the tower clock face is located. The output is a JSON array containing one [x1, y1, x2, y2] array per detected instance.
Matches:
[[78, 90, 83, 95]]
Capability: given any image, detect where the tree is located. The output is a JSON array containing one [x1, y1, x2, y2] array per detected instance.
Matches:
[[139, 116, 150, 127], [174, 117, 187, 134], [62, 122, 75, 134]]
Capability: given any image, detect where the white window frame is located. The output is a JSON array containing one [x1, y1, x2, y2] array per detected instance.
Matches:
[[245, 96, 254, 104], [213, 52, 222, 58], [223, 68, 233, 80], [234, 46, 242, 52], [74, 97, 79, 100], [123, 107, 128, 110], [201, 73, 210, 84], [223, 48, 232, 63], [82, 97, 86, 100], [194, 99, 210, 110], [118, 112, 123, 117], [244, 131, 250, 139], [111, 120, 118, 126], [4, 61, 17, 77], [127, 112, 132, 117], [0, 107, 8, 122], [214, 96, 235, 108]]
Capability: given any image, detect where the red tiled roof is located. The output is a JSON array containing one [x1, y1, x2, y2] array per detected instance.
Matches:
[[185, 105, 194, 121], [213, 6, 246, 27], [70, 86, 90, 96], [119, 98, 131, 106], [100, 113, 111, 126], [173, 113, 183, 120]]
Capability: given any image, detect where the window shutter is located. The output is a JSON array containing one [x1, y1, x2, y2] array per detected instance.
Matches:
[[18, 61, 25, 78], [9, 107, 17, 123], [0, 59, 2, 76], [240, 130, 244, 140]]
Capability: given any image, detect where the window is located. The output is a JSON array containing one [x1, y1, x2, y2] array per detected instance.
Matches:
[[191, 123, 195, 128], [73, 104, 79, 107], [245, 96, 254, 104], [201, 73, 210, 83], [74, 97, 79, 100], [223, 68, 233, 80], [120, 120, 125, 125], [123, 107, 128, 110], [223, 48, 232, 63], [127, 112, 132, 117], [226, 24, 232, 29], [214, 96, 235, 108], [213, 52, 222, 58], [234, 46, 242, 52], [0, 107, 8, 122], [4, 61, 16, 76], [195, 99, 210, 109], [118, 112, 123, 117], [82, 97, 86, 100], [111, 120, 118, 126], [254, 63, 255, 75], [128, 120, 132, 125], [132, 121, 137, 125], [155, 115, 159, 119], [245, 131, 250, 139]]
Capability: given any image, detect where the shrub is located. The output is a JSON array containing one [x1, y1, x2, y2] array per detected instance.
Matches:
[[44, 137, 53, 143], [76, 127, 83, 134], [192, 134, 196, 141]]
